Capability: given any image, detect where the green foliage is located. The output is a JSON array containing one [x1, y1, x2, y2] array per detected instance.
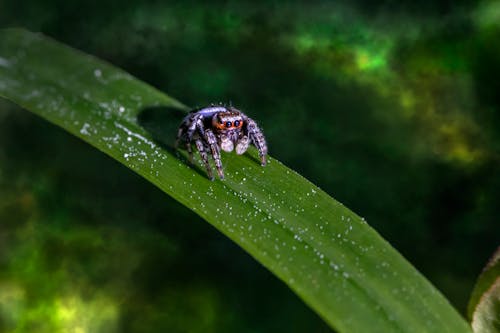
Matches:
[[0, 28, 473, 332], [468, 247, 500, 333]]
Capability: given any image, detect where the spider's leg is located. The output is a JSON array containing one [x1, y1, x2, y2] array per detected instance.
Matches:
[[175, 124, 186, 149], [189, 114, 205, 139], [246, 117, 268, 165], [174, 133, 181, 149], [177, 114, 205, 163], [177, 114, 203, 147], [186, 141, 194, 163], [175, 120, 194, 162], [190, 115, 211, 164], [205, 129, 224, 179], [195, 138, 214, 180], [235, 135, 250, 155]]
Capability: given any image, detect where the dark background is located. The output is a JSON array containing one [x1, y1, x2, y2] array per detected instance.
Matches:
[[0, 1, 499, 332]]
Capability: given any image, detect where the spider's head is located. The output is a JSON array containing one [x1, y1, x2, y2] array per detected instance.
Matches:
[[212, 111, 244, 133], [212, 111, 244, 152]]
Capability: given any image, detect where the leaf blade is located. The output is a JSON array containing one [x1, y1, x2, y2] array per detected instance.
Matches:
[[0, 28, 471, 333]]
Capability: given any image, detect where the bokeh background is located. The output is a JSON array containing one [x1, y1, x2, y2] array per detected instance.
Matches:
[[1, 1, 499, 332]]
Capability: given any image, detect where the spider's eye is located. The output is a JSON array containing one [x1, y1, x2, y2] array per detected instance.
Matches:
[[225, 121, 232, 128], [234, 120, 240, 127]]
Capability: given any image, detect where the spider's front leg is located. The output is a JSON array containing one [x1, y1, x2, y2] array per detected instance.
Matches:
[[204, 129, 225, 179], [246, 117, 268, 165]]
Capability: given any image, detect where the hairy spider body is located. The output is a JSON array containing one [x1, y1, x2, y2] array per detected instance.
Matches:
[[175, 105, 268, 180]]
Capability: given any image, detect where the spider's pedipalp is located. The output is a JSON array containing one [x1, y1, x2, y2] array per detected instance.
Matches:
[[235, 135, 250, 155], [220, 134, 234, 152]]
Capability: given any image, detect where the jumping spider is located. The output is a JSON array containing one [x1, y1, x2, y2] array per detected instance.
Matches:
[[175, 105, 268, 180]]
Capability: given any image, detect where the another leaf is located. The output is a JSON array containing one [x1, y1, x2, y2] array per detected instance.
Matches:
[[468, 247, 500, 333]]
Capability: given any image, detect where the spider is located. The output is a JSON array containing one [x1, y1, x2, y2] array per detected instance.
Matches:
[[175, 105, 268, 180]]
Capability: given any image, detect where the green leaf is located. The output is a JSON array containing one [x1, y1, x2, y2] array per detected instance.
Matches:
[[468, 247, 500, 333], [0, 28, 471, 333]]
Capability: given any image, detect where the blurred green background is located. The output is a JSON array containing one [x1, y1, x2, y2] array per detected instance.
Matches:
[[1, 1, 499, 332]]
